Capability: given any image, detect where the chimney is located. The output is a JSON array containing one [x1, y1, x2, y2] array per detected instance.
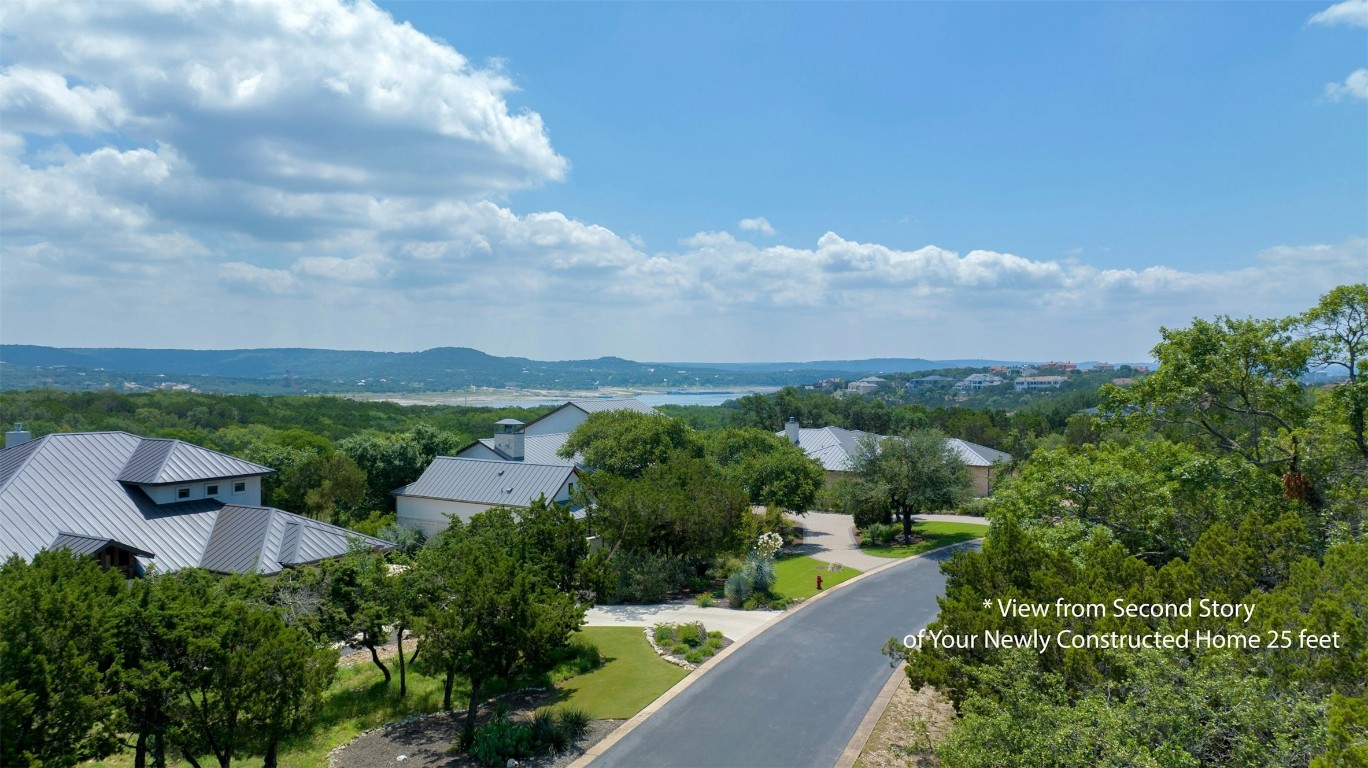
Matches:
[[784, 417, 800, 445], [493, 419, 525, 460], [5, 423, 31, 449]]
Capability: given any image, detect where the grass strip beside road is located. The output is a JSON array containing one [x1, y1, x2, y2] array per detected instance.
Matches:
[[555, 626, 689, 719], [862, 521, 989, 559], [774, 554, 861, 600]]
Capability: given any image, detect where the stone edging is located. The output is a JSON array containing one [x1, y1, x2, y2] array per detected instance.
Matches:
[[642, 626, 698, 671]]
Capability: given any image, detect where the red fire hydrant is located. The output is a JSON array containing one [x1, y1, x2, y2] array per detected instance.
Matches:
[[816, 573, 824, 591]]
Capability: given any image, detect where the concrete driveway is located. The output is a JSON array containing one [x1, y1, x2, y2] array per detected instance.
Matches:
[[795, 512, 990, 573], [584, 602, 782, 642], [585, 542, 978, 768]]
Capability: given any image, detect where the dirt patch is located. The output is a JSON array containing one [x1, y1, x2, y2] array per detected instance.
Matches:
[[338, 636, 419, 668], [331, 688, 623, 768], [856, 682, 956, 768]]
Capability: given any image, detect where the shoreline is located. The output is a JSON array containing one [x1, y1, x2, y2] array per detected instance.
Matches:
[[345, 386, 780, 408]]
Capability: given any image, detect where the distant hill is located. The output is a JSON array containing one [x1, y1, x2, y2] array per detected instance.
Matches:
[[0, 344, 1130, 395]]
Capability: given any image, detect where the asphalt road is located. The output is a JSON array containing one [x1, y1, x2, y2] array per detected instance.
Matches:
[[590, 543, 976, 768]]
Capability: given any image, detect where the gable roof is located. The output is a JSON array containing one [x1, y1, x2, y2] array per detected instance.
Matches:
[[945, 438, 1012, 467], [520, 398, 657, 433], [395, 457, 576, 508], [776, 427, 1013, 472], [50, 531, 155, 558], [0, 431, 388, 575], [117, 437, 273, 484], [780, 426, 875, 472], [461, 432, 578, 466]]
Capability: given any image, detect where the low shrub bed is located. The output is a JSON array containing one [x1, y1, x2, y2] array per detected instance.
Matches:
[[651, 621, 725, 664], [468, 705, 591, 767]]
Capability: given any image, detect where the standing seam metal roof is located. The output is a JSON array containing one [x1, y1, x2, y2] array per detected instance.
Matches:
[[463, 433, 578, 466], [396, 457, 576, 507], [117, 438, 273, 484], [1, 432, 388, 575], [777, 427, 1011, 471]]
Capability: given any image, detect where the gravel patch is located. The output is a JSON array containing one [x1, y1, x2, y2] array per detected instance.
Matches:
[[331, 689, 624, 768]]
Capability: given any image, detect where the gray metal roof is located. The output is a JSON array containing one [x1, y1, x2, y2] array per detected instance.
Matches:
[[0, 432, 387, 575], [50, 531, 155, 558], [396, 457, 576, 507], [117, 438, 272, 485], [566, 398, 658, 415], [460, 432, 578, 466], [945, 439, 1012, 467], [776, 427, 1011, 471], [777, 426, 874, 472]]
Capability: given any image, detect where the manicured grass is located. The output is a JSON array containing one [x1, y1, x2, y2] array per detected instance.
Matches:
[[861, 521, 989, 558], [773, 554, 861, 600], [553, 626, 688, 719]]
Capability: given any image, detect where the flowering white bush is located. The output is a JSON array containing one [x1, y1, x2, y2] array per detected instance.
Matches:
[[755, 531, 783, 559]]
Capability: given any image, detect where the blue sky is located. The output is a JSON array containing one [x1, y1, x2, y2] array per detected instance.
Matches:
[[1, 1, 1365, 363]]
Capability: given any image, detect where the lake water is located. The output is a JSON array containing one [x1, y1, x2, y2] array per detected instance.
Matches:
[[470, 389, 776, 409]]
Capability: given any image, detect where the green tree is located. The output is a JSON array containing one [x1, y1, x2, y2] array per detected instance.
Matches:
[[703, 428, 824, 512], [847, 429, 974, 540], [1302, 284, 1368, 460], [314, 550, 396, 684], [559, 410, 700, 479], [163, 571, 335, 768], [417, 511, 583, 745], [0, 550, 127, 768], [586, 452, 749, 559]]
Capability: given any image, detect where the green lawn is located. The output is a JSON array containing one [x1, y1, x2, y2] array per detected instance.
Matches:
[[773, 554, 861, 600], [861, 521, 989, 558], [553, 626, 689, 719]]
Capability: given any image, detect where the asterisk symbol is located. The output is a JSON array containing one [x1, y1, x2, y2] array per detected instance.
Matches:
[[983, 599, 991, 608]]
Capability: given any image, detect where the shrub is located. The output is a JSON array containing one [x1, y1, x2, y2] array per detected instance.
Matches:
[[606, 551, 695, 603], [676, 621, 705, 647], [725, 572, 751, 608], [695, 592, 715, 608], [671, 643, 690, 655], [469, 708, 535, 767], [684, 649, 706, 664], [862, 522, 897, 546], [556, 707, 591, 739], [742, 552, 776, 594], [529, 709, 569, 753]]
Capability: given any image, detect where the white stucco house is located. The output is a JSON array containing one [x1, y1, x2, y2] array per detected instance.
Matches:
[[393, 458, 582, 536]]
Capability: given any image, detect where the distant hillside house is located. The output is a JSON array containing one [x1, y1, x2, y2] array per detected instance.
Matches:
[[1015, 375, 1068, 391], [393, 458, 581, 535], [0, 429, 390, 576], [846, 376, 887, 395], [452, 398, 658, 468], [955, 373, 1005, 392], [777, 418, 1011, 497]]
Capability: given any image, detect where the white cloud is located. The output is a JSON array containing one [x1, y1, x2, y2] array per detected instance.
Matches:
[[738, 217, 777, 236], [0, 0, 1363, 362], [0, 66, 127, 135], [1326, 68, 1368, 101], [1309, 0, 1368, 27]]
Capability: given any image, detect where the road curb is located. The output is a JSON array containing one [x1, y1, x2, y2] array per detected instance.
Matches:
[[834, 661, 906, 768], [570, 538, 980, 768]]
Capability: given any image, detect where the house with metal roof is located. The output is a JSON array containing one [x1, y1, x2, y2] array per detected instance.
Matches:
[[393, 457, 581, 535], [452, 398, 658, 467], [0, 430, 389, 576], [777, 418, 1011, 497]]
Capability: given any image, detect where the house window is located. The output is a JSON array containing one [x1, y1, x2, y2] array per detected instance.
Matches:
[[177, 487, 190, 500], [206, 484, 219, 496], [233, 481, 246, 494]]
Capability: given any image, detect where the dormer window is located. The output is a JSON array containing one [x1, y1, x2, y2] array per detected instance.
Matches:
[[206, 484, 219, 497], [177, 487, 190, 500]]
